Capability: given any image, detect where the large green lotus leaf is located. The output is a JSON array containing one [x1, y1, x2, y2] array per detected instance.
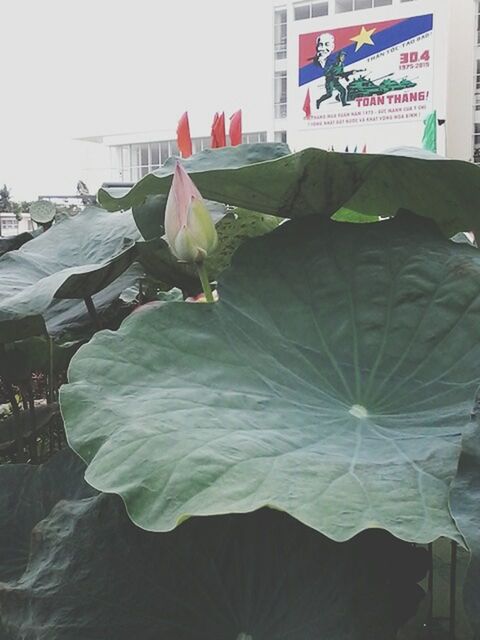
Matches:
[[99, 142, 291, 212], [0, 491, 427, 640], [0, 207, 141, 342], [61, 213, 480, 543], [450, 394, 480, 636], [98, 146, 480, 236], [0, 449, 94, 582], [207, 208, 280, 279]]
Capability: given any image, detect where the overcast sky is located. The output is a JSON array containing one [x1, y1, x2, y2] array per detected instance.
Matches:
[[0, 0, 275, 200]]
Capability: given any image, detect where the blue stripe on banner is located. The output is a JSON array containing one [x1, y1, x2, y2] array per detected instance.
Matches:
[[299, 14, 433, 87]]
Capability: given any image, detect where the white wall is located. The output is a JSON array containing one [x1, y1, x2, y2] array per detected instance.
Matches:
[[75, 141, 114, 192], [445, 0, 476, 160]]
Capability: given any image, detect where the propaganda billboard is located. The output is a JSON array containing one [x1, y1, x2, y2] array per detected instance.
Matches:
[[298, 14, 434, 130]]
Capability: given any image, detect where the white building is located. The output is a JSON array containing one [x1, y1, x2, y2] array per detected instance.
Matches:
[[79, 0, 479, 190], [78, 128, 268, 187], [273, 0, 478, 161], [0, 213, 34, 237]]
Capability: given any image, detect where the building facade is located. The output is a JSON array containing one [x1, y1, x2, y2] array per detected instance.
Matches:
[[78, 0, 479, 191], [0, 213, 34, 237], [80, 129, 268, 186], [273, 0, 478, 161]]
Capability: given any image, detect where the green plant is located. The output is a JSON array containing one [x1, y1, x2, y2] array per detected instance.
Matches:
[[2, 144, 480, 638]]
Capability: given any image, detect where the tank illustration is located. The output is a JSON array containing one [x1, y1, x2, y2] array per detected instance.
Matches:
[[346, 76, 383, 101], [345, 74, 418, 100], [377, 78, 417, 94]]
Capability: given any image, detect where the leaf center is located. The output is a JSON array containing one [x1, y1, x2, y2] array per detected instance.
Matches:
[[349, 404, 369, 419]]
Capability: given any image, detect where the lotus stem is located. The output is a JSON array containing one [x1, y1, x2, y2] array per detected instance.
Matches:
[[196, 261, 214, 303], [84, 296, 101, 330], [48, 336, 54, 404], [450, 541, 457, 640], [427, 542, 433, 632], [4, 381, 25, 462], [28, 383, 37, 463]]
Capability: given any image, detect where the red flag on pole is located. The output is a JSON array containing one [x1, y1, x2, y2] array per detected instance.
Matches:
[[176, 112, 192, 158], [362, 144, 367, 153], [229, 109, 242, 146], [303, 89, 311, 119], [211, 112, 227, 148]]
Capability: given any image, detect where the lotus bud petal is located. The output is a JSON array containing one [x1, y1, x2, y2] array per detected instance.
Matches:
[[187, 198, 218, 255], [172, 225, 205, 263], [165, 163, 217, 263]]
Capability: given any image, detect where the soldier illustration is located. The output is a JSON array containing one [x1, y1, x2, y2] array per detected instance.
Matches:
[[316, 51, 352, 108]]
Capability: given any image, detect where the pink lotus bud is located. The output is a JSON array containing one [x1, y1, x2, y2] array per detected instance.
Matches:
[[164, 163, 218, 263]]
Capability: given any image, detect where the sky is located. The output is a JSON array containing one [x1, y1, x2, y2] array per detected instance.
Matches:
[[0, 0, 276, 200]]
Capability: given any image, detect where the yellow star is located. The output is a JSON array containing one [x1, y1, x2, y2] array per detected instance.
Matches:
[[350, 26, 376, 52]]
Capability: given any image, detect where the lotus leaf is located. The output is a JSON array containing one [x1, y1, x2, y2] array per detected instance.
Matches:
[[0, 207, 142, 342], [450, 395, 480, 636], [99, 142, 291, 212], [61, 214, 480, 546], [0, 229, 42, 258], [0, 449, 93, 582], [0, 488, 427, 640], [98, 146, 480, 236]]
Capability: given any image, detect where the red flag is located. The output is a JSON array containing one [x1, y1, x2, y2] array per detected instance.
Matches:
[[362, 144, 367, 153], [229, 109, 242, 146], [176, 112, 192, 158], [303, 89, 311, 119], [211, 112, 226, 148]]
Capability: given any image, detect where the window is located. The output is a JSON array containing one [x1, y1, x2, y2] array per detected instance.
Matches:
[[274, 130, 288, 143], [355, 0, 372, 9], [140, 144, 149, 177], [475, 59, 480, 111], [294, 1, 328, 20], [115, 139, 184, 180], [274, 8, 287, 59], [114, 132, 267, 181], [477, 1, 480, 46], [160, 142, 169, 164], [0, 216, 18, 235], [474, 124, 480, 164], [274, 70, 287, 118], [294, 3, 311, 20], [475, 91, 480, 111], [150, 143, 160, 170], [335, 0, 391, 11], [242, 132, 268, 144], [335, 0, 353, 13], [311, 1, 328, 17], [192, 137, 211, 154]]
